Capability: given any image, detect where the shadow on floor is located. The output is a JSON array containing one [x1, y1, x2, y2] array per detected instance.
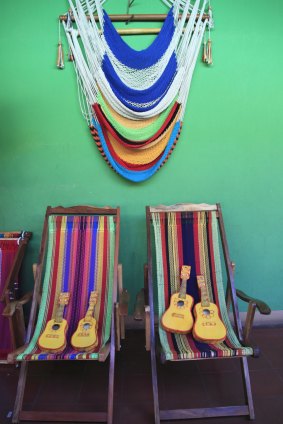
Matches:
[[1, 327, 283, 423]]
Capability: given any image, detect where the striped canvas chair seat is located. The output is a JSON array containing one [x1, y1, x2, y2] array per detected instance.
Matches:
[[0, 233, 22, 360], [0, 232, 31, 361], [18, 215, 115, 361], [150, 210, 253, 361]]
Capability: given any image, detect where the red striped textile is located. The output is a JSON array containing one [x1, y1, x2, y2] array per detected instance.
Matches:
[[0, 240, 20, 360]]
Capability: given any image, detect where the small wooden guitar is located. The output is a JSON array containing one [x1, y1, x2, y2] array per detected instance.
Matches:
[[38, 292, 70, 353], [161, 265, 194, 334], [71, 291, 98, 351], [193, 275, 227, 344]]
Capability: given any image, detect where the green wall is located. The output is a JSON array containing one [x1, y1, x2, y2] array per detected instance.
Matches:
[[1, 0, 282, 312]]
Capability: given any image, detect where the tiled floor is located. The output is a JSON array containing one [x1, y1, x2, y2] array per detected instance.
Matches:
[[1, 327, 283, 424]]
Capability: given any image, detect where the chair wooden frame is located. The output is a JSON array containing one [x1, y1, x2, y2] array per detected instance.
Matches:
[[144, 203, 271, 423], [9, 205, 125, 424], [0, 231, 32, 364]]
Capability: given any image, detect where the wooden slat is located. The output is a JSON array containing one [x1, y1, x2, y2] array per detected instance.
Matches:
[[19, 411, 107, 422], [149, 203, 217, 212], [48, 205, 118, 216], [59, 12, 210, 23], [160, 405, 250, 420]]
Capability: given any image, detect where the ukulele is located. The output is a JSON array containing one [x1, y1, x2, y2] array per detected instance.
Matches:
[[71, 291, 98, 351], [161, 265, 194, 334], [193, 275, 227, 344], [38, 292, 70, 352]]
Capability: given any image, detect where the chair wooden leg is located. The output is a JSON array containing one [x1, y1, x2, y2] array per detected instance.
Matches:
[[145, 306, 151, 351], [107, 324, 116, 424], [117, 264, 126, 340], [114, 303, 120, 351], [12, 361, 29, 423], [151, 344, 160, 424], [240, 357, 255, 420]]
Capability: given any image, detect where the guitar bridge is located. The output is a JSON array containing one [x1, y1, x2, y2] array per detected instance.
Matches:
[[172, 313, 185, 319]]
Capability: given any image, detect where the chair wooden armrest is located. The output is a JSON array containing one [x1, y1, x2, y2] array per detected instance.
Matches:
[[134, 288, 145, 320], [236, 289, 271, 315], [236, 289, 271, 346], [7, 344, 29, 364], [2, 291, 33, 317], [133, 290, 151, 351], [119, 289, 130, 316]]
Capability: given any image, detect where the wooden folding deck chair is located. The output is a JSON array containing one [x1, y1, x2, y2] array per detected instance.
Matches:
[[9, 205, 127, 424], [143, 203, 270, 423], [0, 231, 32, 363]]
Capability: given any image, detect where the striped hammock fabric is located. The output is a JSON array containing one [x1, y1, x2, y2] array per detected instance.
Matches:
[[151, 211, 253, 361], [0, 235, 22, 360], [94, 100, 180, 146], [91, 120, 181, 182], [17, 215, 116, 361], [97, 93, 178, 143]]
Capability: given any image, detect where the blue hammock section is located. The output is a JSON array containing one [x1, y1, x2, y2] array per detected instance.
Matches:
[[102, 54, 177, 108], [102, 7, 176, 70]]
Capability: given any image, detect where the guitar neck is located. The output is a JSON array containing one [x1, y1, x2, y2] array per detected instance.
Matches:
[[55, 304, 65, 323], [85, 303, 96, 320], [200, 285, 210, 307], [179, 278, 187, 299], [179, 265, 191, 299]]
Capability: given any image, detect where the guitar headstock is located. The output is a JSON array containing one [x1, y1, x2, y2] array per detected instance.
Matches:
[[58, 292, 70, 305], [197, 275, 205, 289], [180, 265, 191, 281], [89, 291, 98, 306]]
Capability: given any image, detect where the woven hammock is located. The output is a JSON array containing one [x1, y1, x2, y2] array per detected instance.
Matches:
[[63, 0, 210, 181]]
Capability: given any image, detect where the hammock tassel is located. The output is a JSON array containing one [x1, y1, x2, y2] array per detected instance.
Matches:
[[202, 40, 207, 63], [57, 42, 64, 69], [68, 47, 74, 62], [206, 39, 213, 65]]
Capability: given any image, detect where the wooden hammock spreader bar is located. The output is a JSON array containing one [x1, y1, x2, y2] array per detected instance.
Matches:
[[59, 12, 210, 23], [74, 27, 187, 36]]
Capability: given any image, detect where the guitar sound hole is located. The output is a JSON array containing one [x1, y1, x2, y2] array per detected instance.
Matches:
[[202, 309, 210, 316], [52, 324, 60, 331], [83, 323, 91, 330], [177, 300, 184, 307]]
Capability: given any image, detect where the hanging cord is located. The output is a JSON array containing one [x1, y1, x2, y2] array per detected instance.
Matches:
[[67, 11, 74, 61], [57, 19, 65, 69], [202, 0, 213, 65]]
